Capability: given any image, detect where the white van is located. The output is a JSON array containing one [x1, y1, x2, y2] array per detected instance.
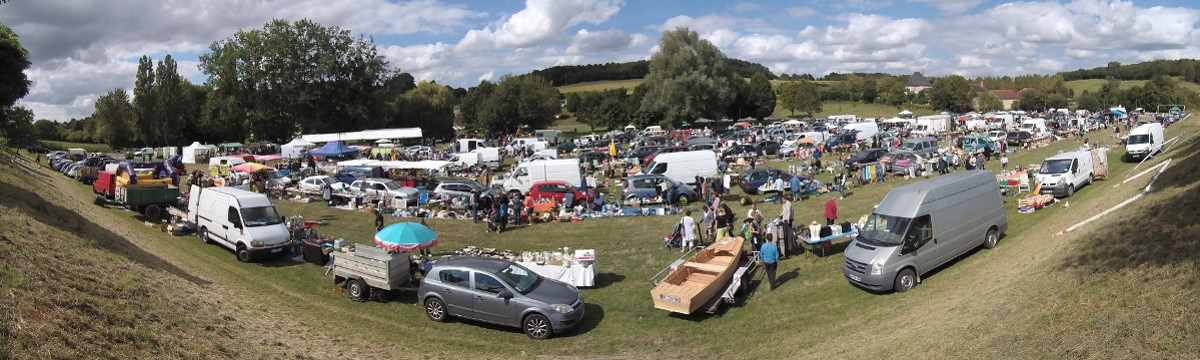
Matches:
[[843, 171, 1008, 292], [1123, 123, 1164, 162], [187, 187, 290, 262], [505, 137, 548, 154], [519, 149, 558, 164], [1019, 118, 1050, 138], [842, 122, 879, 141], [208, 156, 247, 175], [990, 114, 1014, 130], [449, 147, 501, 170], [455, 138, 494, 153], [68, 148, 87, 161], [1037, 151, 1094, 198], [502, 159, 582, 196], [640, 150, 718, 185]]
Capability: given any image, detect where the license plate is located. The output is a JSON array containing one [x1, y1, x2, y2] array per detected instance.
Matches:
[[271, 248, 283, 253], [847, 274, 861, 282]]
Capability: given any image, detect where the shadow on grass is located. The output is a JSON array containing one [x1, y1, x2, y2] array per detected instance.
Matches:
[[1061, 137, 1200, 273], [0, 181, 211, 286], [439, 303, 604, 339], [592, 272, 625, 288]]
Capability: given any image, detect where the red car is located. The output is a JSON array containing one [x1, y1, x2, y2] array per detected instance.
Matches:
[[643, 145, 689, 164], [93, 170, 117, 198], [528, 180, 594, 207]]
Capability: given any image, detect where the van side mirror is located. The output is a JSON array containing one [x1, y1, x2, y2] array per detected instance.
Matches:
[[497, 289, 514, 299]]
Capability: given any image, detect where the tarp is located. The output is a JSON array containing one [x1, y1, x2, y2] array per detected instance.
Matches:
[[307, 141, 359, 157]]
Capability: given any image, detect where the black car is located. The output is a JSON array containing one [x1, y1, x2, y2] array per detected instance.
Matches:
[[752, 140, 781, 155], [825, 133, 857, 147], [1006, 131, 1032, 147], [625, 145, 661, 164], [721, 144, 756, 160], [844, 148, 889, 169], [577, 151, 609, 165]]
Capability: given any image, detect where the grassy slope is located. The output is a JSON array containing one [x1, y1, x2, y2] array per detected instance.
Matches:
[[4, 116, 1199, 358]]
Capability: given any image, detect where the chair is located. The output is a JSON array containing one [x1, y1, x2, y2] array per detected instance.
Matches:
[[418, 191, 429, 205], [1016, 173, 1031, 194]]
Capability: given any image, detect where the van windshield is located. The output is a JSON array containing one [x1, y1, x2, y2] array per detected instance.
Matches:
[[899, 141, 919, 151], [1040, 159, 1072, 174], [858, 213, 911, 247], [241, 206, 283, 227], [1128, 134, 1150, 145]]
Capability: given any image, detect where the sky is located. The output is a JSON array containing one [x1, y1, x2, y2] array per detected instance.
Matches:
[[3, 0, 1200, 122]]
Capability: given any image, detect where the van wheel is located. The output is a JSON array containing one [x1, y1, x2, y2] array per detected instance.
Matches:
[[1065, 184, 1075, 197], [523, 313, 552, 340], [425, 297, 448, 322], [236, 245, 252, 263], [982, 228, 999, 249], [346, 278, 368, 302], [142, 204, 162, 221], [894, 268, 917, 293], [1088, 173, 1094, 185], [200, 227, 213, 244]]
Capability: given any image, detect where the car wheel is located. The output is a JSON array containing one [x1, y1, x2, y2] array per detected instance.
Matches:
[[676, 194, 689, 204], [199, 227, 213, 244], [425, 297, 448, 322], [523, 313, 552, 340], [894, 268, 917, 293], [982, 228, 999, 249], [346, 278, 369, 302], [236, 245, 252, 263], [1066, 184, 1074, 197]]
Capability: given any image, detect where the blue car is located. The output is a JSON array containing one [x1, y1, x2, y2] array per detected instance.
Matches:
[[621, 174, 697, 204], [739, 168, 808, 195]]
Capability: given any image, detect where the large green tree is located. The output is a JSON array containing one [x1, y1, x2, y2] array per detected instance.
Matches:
[[640, 28, 734, 128], [777, 80, 821, 116], [473, 75, 560, 135], [976, 92, 1003, 112], [391, 80, 456, 139], [31, 119, 61, 140], [929, 75, 974, 113], [198, 19, 390, 143], [0, 23, 32, 144], [747, 73, 777, 119], [93, 88, 136, 148], [132, 55, 156, 145]]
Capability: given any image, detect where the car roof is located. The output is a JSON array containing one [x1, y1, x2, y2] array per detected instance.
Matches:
[[628, 174, 667, 180], [533, 180, 568, 185], [433, 256, 513, 272]]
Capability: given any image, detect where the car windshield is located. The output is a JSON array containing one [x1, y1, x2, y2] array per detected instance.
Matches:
[[496, 263, 543, 294], [380, 180, 401, 190], [858, 213, 911, 247], [320, 177, 337, 185], [899, 142, 918, 151], [241, 206, 283, 227], [465, 181, 487, 191], [268, 171, 283, 179], [1128, 134, 1150, 145], [1040, 159, 1072, 174]]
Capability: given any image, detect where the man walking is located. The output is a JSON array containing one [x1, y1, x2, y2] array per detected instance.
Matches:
[[373, 206, 385, 233], [761, 237, 779, 290], [679, 210, 696, 252]]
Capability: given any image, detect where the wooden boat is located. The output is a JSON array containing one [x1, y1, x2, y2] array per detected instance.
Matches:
[[651, 236, 745, 314]]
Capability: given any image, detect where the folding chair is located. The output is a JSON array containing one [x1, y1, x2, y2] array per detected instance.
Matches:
[[1016, 173, 1031, 195]]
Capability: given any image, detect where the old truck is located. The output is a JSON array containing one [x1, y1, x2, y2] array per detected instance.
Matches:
[[107, 156, 185, 221], [330, 245, 416, 302]]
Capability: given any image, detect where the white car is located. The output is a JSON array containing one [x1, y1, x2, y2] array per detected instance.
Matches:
[[298, 175, 345, 193]]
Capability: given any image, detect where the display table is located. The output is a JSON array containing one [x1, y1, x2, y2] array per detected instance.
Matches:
[[516, 260, 596, 287]]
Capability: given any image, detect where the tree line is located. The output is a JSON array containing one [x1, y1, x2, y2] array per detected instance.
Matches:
[[530, 58, 776, 87]]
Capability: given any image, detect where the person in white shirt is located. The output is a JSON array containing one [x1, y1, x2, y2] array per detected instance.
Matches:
[[680, 210, 697, 252], [746, 203, 762, 220]]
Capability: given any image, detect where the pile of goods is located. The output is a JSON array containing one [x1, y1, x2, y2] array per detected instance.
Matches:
[[1018, 194, 1056, 213]]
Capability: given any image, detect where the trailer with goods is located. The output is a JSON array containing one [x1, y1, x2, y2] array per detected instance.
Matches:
[[330, 245, 416, 302]]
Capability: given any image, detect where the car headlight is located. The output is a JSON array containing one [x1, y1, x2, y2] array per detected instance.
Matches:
[[551, 303, 572, 314], [870, 261, 884, 276]]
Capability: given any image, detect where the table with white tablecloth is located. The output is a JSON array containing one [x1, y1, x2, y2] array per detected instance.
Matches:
[[516, 260, 597, 287]]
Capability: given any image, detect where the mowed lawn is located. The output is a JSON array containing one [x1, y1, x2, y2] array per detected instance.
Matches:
[[15, 113, 1199, 357]]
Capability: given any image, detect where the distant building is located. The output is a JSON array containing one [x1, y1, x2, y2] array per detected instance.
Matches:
[[905, 72, 932, 94], [990, 90, 1020, 110]]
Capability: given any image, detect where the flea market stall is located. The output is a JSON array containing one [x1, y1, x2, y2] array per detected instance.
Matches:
[[455, 246, 597, 287]]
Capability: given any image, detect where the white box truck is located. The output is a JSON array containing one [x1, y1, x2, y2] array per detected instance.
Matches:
[[913, 115, 951, 136], [449, 148, 501, 170], [1123, 123, 1164, 162], [842, 122, 879, 141], [187, 186, 291, 262], [842, 171, 1008, 292], [640, 150, 718, 185], [1019, 118, 1051, 139], [1036, 150, 1095, 198], [502, 159, 582, 196]]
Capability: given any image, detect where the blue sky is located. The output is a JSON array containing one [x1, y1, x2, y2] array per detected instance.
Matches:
[[3, 0, 1199, 121]]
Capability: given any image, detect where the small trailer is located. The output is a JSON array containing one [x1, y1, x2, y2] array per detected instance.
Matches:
[[650, 249, 761, 314], [330, 246, 416, 302]]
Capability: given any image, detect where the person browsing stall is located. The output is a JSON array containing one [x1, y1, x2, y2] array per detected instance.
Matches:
[[760, 236, 780, 290]]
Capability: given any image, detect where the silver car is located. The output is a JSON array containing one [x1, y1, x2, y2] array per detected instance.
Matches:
[[349, 178, 419, 206], [431, 179, 489, 201], [418, 256, 586, 339]]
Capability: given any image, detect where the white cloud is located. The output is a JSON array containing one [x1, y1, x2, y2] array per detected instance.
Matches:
[[785, 7, 817, 18], [566, 29, 635, 54], [455, 0, 624, 50], [907, 0, 984, 14], [732, 2, 763, 13]]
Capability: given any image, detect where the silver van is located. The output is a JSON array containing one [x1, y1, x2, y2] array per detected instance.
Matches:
[[842, 171, 1007, 292], [893, 136, 940, 159]]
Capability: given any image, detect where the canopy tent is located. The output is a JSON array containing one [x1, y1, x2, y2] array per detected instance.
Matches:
[[181, 141, 217, 164], [373, 160, 452, 171], [301, 127, 422, 143], [899, 110, 913, 115], [734, 122, 752, 127], [253, 155, 284, 162], [783, 119, 804, 125], [217, 142, 244, 148], [336, 159, 381, 167], [307, 141, 359, 157], [281, 138, 316, 159]]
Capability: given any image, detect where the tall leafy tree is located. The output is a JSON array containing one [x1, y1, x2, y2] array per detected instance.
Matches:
[[393, 80, 456, 139], [475, 75, 559, 135], [747, 73, 777, 119], [31, 119, 61, 140], [93, 88, 136, 148], [152, 55, 187, 146], [1076, 90, 1102, 111], [459, 80, 495, 131], [0, 23, 33, 144], [132, 55, 156, 145], [724, 77, 753, 120], [977, 92, 1003, 112], [777, 80, 821, 116], [198, 19, 389, 143], [929, 75, 974, 113], [640, 28, 734, 128]]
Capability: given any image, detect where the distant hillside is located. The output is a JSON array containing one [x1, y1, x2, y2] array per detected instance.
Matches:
[[531, 58, 776, 87], [1061, 59, 1200, 82]]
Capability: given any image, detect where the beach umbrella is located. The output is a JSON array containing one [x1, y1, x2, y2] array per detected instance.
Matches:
[[374, 222, 438, 252], [734, 122, 752, 127], [230, 163, 274, 173]]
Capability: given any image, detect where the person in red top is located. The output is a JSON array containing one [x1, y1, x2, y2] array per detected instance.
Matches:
[[523, 194, 535, 225], [824, 197, 838, 226]]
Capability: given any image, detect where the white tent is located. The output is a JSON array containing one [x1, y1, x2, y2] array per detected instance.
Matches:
[[783, 119, 804, 125], [301, 127, 422, 143], [181, 141, 217, 164], [281, 138, 316, 159]]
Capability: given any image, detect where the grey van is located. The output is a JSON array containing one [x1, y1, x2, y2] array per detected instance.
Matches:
[[842, 171, 1007, 292], [892, 136, 940, 159]]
